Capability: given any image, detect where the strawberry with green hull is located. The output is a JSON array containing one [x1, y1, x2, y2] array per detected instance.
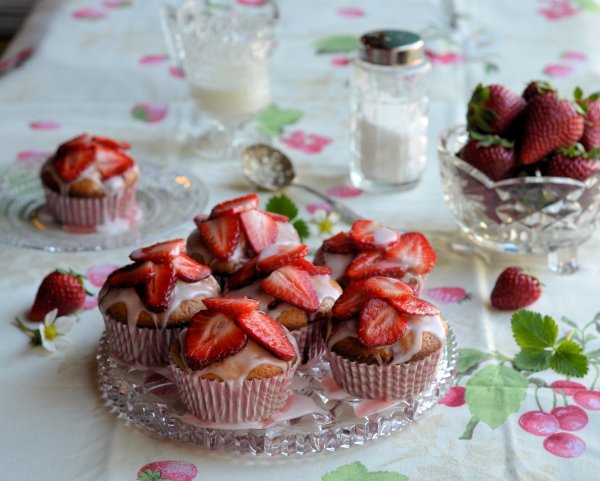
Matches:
[[30, 269, 90, 321], [467, 83, 526, 135], [459, 132, 516, 181], [574, 87, 600, 150], [522, 80, 557, 102], [543, 144, 600, 181], [491, 266, 542, 310], [137, 461, 197, 481]]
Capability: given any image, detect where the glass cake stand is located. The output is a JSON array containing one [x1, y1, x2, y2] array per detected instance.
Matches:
[[97, 328, 458, 456]]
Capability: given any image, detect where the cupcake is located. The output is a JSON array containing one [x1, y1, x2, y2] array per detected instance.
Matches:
[[99, 239, 220, 366], [186, 194, 300, 276], [226, 243, 342, 363], [324, 276, 447, 400], [314, 219, 437, 295], [169, 297, 299, 423], [41, 134, 139, 229]]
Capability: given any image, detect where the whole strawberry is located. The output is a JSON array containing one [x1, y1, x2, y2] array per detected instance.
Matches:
[[574, 88, 600, 150], [30, 269, 88, 321], [491, 267, 542, 310], [519, 94, 584, 165], [544, 144, 600, 181], [467, 83, 526, 135], [459, 132, 516, 181], [522, 80, 557, 101], [137, 460, 197, 481]]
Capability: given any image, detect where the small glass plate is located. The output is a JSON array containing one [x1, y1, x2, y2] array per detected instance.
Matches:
[[0, 163, 207, 252], [97, 327, 457, 456]]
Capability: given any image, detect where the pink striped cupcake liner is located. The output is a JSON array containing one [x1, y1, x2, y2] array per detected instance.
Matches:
[[104, 315, 183, 367], [326, 347, 442, 400], [292, 319, 325, 364], [43, 186, 136, 228], [170, 339, 298, 423]]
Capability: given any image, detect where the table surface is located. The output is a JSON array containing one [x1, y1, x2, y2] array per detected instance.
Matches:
[[2, 0, 600, 479]]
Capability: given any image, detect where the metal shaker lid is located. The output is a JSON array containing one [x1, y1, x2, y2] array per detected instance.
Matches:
[[358, 30, 425, 66]]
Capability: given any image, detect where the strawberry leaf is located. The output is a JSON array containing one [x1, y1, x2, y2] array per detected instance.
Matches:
[[549, 340, 589, 377], [266, 194, 298, 220], [457, 348, 492, 374], [256, 104, 303, 137], [511, 310, 557, 350], [292, 219, 310, 241], [514, 348, 551, 372]]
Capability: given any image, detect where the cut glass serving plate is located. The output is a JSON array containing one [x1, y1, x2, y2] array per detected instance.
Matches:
[[0, 163, 207, 252], [97, 328, 457, 456]]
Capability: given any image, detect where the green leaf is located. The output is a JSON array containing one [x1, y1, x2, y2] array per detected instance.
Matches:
[[137, 469, 167, 481], [549, 340, 589, 378], [293, 219, 310, 241], [514, 348, 552, 372], [314, 35, 358, 54], [457, 348, 491, 374], [571, 0, 600, 12], [465, 364, 528, 429], [322, 462, 408, 481], [574, 86, 583, 100], [256, 104, 303, 137], [266, 194, 298, 220], [560, 316, 579, 329], [511, 310, 558, 350]]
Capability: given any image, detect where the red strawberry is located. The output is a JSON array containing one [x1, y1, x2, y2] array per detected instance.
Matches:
[[171, 253, 211, 282], [210, 193, 259, 218], [346, 251, 406, 281], [544, 146, 600, 181], [358, 298, 408, 348], [467, 83, 526, 135], [227, 257, 259, 289], [349, 219, 400, 249], [57, 134, 90, 154], [289, 258, 332, 275], [519, 94, 584, 165], [363, 276, 413, 300], [490, 266, 542, 310], [322, 232, 356, 254], [137, 263, 177, 312], [580, 98, 600, 150], [332, 279, 370, 319], [192, 213, 209, 227], [106, 261, 154, 288], [236, 310, 297, 361], [198, 214, 240, 260], [137, 460, 197, 481], [185, 310, 248, 370], [264, 211, 290, 222], [30, 269, 88, 321], [260, 265, 320, 312], [256, 243, 309, 272], [53, 142, 95, 182], [91, 135, 130, 151], [95, 144, 135, 180], [239, 209, 277, 254], [522, 80, 557, 101], [129, 239, 185, 263], [459, 134, 517, 181], [202, 297, 259, 317], [386, 295, 441, 316], [386, 232, 437, 275]]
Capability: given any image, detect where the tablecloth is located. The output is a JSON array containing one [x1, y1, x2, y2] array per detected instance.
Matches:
[[1, 0, 600, 479]]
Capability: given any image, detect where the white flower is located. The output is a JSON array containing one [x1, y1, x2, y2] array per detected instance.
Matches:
[[311, 209, 341, 236], [37, 309, 75, 352]]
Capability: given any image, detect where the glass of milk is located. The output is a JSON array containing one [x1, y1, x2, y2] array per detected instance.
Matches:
[[161, 0, 277, 159]]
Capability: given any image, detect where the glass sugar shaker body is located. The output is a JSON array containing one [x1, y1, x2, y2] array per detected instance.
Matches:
[[350, 30, 431, 191]]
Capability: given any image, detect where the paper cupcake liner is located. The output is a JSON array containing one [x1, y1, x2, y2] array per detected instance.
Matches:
[[43, 186, 136, 228], [326, 347, 442, 400], [170, 340, 297, 423], [104, 315, 182, 367], [292, 319, 325, 364]]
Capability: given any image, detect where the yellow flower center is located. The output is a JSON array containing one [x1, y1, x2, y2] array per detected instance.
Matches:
[[44, 324, 58, 341], [319, 218, 334, 234]]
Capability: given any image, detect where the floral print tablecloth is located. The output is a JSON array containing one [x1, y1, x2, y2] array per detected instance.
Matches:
[[1, 1, 600, 480]]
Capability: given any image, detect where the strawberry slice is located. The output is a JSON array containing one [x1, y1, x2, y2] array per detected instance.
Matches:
[[260, 265, 320, 312], [185, 310, 248, 370], [363, 276, 413, 300], [95, 144, 135, 180], [172, 252, 211, 282], [349, 220, 401, 249], [129, 239, 185, 263], [358, 298, 408, 348], [239, 209, 277, 254], [322, 232, 356, 254], [210, 193, 260, 218], [386, 296, 441, 316], [57, 134, 90, 154], [198, 214, 241, 260], [227, 257, 259, 289], [256, 243, 309, 272], [105, 261, 154, 288], [345, 251, 406, 281], [193, 213, 209, 228], [91, 135, 130, 150], [264, 211, 290, 222], [203, 297, 260, 317], [289, 258, 332, 276], [53, 143, 95, 182], [331, 279, 370, 319], [236, 310, 297, 361], [386, 232, 437, 275], [137, 263, 177, 313]]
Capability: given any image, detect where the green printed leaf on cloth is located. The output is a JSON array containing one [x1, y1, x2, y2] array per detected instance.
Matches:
[[465, 364, 528, 429], [256, 104, 303, 137], [457, 348, 491, 374], [323, 462, 408, 481], [315, 35, 358, 54]]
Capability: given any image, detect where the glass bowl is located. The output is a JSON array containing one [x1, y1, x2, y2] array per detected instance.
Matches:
[[438, 126, 600, 274]]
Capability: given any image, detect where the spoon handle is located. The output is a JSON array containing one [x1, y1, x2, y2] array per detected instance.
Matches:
[[293, 182, 362, 224]]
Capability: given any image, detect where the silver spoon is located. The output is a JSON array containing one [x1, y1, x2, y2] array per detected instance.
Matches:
[[242, 144, 361, 224]]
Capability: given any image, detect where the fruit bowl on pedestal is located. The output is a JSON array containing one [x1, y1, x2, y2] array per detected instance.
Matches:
[[438, 126, 600, 274]]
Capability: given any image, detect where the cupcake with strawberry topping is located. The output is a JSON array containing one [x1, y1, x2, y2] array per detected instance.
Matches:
[[41, 134, 139, 229], [99, 239, 220, 366], [225, 243, 342, 363], [324, 276, 447, 400], [169, 297, 299, 423], [314, 219, 437, 295], [186, 194, 300, 276]]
